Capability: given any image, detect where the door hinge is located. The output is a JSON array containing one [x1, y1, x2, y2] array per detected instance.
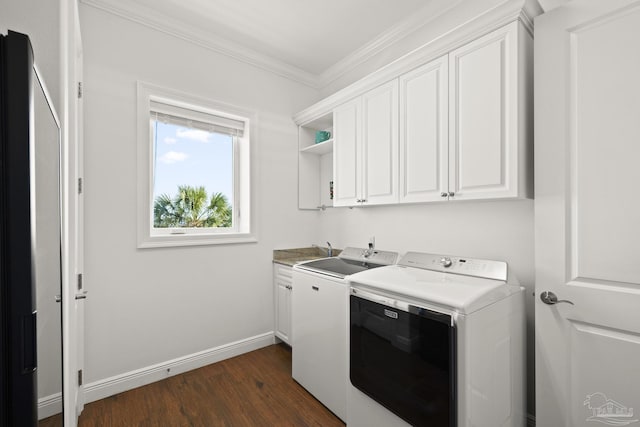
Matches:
[[77, 82, 83, 99], [77, 273, 83, 291], [78, 369, 83, 386], [78, 177, 83, 194]]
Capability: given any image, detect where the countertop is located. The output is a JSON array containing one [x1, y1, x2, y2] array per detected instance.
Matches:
[[273, 247, 341, 267]]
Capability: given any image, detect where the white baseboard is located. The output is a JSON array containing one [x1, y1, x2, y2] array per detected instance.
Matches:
[[84, 332, 275, 404], [38, 392, 62, 420], [527, 413, 536, 427]]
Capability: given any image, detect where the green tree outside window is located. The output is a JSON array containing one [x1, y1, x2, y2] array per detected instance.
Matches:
[[154, 185, 232, 228]]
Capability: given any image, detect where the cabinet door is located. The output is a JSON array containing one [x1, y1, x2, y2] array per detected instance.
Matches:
[[333, 98, 361, 207], [448, 21, 521, 200], [399, 56, 449, 203], [273, 264, 292, 345], [275, 279, 291, 344], [361, 80, 399, 205]]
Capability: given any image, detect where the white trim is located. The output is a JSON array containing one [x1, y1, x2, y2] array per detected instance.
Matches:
[[136, 81, 257, 248], [79, 0, 318, 88], [38, 393, 63, 420], [84, 332, 275, 405], [60, 0, 84, 424], [138, 233, 258, 249]]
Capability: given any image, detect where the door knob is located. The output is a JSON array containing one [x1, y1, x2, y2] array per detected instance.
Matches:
[[440, 192, 448, 197], [75, 291, 88, 300], [540, 291, 574, 305], [55, 295, 62, 303]]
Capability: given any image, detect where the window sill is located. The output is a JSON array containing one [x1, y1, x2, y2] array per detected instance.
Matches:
[[137, 232, 257, 249]]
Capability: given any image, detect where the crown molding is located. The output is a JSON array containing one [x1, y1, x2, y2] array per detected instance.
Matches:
[[80, 0, 542, 95], [317, 0, 462, 88], [318, 0, 541, 89], [294, 0, 542, 125], [80, 0, 319, 88]]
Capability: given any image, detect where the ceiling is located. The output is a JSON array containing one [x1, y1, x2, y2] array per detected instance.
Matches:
[[81, 0, 450, 86], [148, 0, 432, 74], [81, 0, 558, 87]]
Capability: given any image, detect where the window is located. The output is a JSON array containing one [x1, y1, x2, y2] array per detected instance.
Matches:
[[137, 82, 255, 247]]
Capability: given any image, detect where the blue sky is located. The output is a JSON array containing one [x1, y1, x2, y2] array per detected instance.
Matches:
[[153, 121, 233, 206]]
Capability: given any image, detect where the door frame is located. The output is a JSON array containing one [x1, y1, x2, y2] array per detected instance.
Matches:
[[61, 0, 84, 425]]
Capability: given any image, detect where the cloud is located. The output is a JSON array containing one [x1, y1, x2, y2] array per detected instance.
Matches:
[[176, 128, 210, 143], [159, 151, 188, 164], [164, 137, 177, 145]]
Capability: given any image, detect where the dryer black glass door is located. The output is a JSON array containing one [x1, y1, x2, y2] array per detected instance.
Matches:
[[350, 295, 456, 427]]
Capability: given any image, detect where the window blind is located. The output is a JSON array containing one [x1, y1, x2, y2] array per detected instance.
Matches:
[[150, 100, 245, 137]]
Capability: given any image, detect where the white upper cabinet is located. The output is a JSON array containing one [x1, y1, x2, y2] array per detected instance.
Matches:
[[333, 80, 398, 207], [296, 18, 534, 209], [333, 98, 361, 206], [399, 55, 449, 203], [362, 80, 399, 205], [448, 21, 532, 200]]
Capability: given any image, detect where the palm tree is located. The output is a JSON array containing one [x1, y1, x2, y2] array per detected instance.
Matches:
[[154, 185, 232, 228]]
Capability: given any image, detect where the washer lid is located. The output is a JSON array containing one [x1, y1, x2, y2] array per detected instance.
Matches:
[[348, 264, 521, 314]]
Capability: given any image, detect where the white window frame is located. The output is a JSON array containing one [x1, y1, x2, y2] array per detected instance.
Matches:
[[136, 81, 257, 248]]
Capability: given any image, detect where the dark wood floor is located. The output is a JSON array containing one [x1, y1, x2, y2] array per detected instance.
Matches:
[[39, 343, 344, 427]]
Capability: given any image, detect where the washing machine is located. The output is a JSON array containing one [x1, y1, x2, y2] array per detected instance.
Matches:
[[292, 247, 398, 421], [347, 252, 525, 427]]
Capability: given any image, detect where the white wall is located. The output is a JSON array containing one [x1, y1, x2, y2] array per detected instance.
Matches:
[[80, 0, 542, 417], [79, 4, 319, 385], [0, 0, 60, 108]]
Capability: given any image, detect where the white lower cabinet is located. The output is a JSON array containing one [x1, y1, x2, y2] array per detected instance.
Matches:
[[291, 270, 347, 421], [273, 263, 292, 345]]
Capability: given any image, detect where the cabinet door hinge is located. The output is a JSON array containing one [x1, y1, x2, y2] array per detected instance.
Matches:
[[77, 82, 83, 99], [78, 369, 83, 386], [78, 177, 83, 194], [77, 273, 83, 291]]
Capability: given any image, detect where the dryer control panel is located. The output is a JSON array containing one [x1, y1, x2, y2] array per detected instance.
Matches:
[[399, 252, 507, 281]]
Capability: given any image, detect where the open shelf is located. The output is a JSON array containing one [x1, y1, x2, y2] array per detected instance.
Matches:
[[298, 112, 333, 209], [300, 139, 333, 155]]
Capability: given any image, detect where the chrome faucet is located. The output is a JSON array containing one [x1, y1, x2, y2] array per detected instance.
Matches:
[[313, 242, 333, 257]]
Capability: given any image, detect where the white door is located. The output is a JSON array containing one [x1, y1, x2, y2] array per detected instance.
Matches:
[[62, 1, 85, 425], [333, 98, 361, 206], [399, 55, 448, 204], [448, 22, 520, 201], [361, 80, 399, 205], [535, 1, 640, 426]]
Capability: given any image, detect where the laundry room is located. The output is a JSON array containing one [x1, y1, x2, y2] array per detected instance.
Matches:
[[1, 0, 639, 426]]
